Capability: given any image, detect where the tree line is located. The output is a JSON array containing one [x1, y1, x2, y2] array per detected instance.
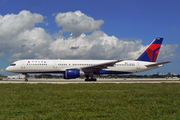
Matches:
[[26, 73, 179, 79]]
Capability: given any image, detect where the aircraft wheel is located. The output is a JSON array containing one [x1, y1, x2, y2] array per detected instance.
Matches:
[[85, 79, 89, 81], [85, 78, 97, 82]]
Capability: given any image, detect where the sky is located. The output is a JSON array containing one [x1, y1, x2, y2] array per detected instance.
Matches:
[[0, 0, 180, 76]]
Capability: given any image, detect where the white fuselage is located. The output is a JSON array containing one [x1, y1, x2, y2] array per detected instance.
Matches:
[[6, 59, 162, 74]]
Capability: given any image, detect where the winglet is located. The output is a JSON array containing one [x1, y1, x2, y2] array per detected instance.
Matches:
[[137, 38, 163, 62], [117, 60, 123, 62]]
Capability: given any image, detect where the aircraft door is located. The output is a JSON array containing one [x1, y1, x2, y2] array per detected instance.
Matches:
[[53, 63, 58, 69], [21, 64, 25, 69]]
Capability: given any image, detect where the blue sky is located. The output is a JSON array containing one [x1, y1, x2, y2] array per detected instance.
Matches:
[[0, 0, 180, 75]]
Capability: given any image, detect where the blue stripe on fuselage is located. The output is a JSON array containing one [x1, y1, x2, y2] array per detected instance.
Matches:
[[97, 70, 132, 74]]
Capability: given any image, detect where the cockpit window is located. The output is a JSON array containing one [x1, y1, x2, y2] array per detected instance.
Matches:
[[10, 64, 16, 66]]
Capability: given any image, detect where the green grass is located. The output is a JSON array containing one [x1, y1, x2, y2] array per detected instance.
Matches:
[[0, 83, 180, 119]]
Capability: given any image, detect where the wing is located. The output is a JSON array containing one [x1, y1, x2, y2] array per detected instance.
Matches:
[[81, 60, 123, 73], [145, 61, 172, 67]]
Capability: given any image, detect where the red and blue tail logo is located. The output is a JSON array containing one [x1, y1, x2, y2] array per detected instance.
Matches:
[[137, 38, 163, 62]]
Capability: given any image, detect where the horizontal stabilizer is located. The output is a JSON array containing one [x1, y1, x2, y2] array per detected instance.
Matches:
[[145, 61, 172, 67]]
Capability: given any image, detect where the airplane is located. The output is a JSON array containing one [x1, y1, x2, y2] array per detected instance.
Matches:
[[6, 38, 172, 81]]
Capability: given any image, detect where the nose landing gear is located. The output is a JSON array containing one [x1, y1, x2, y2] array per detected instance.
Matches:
[[23, 73, 28, 82]]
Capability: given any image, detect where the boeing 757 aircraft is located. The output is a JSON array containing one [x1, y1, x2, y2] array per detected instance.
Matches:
[[6, 38, 171, 81]]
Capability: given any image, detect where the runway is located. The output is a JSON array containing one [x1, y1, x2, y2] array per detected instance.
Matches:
[[1, 78, 180, 84]]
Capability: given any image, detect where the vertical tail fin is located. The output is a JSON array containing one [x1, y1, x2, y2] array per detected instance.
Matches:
[[137, 38, 163, 62]]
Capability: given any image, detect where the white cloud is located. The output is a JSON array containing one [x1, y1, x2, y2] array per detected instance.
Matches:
[[49, 30, 152, 60], [0, 10, 51, 62], [0, 10, 43, 37], [0, 10, 178, 63], [7, 28, 52, 62], [159, 44, 179, 60], [55, 11, 104, 37]]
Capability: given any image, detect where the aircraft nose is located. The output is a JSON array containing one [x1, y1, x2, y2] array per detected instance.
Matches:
[[6, 66, 11, 72]]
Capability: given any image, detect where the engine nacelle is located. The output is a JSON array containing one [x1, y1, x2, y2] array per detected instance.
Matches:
[[63, 69, 84, 79]]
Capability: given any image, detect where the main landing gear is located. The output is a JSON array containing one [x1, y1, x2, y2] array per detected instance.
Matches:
[[85, 73, 97, 82]]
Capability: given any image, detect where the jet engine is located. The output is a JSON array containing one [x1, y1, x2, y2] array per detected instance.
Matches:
[[63, 69, 84, 79]]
